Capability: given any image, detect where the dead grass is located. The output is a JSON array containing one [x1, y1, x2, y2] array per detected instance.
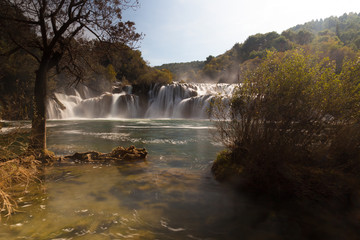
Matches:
[[0, 125, 41, 219], [0, 156, 40, 218]]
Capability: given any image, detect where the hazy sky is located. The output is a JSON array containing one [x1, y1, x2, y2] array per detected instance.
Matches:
[[123, 0, 360, 66]]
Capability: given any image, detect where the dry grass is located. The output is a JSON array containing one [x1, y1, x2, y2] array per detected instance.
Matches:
[[0, 156, 40, 218], [0, 124, 41, 219]]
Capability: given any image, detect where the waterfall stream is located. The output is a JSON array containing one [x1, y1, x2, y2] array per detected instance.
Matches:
[[47, 83, 235, 119]]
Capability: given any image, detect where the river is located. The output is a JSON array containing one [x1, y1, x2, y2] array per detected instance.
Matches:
[[1, 118, 359, 238], [1, 119, 252, 239]]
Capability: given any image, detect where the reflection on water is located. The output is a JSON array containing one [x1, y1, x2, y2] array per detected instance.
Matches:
[[1, 120, 360, 239]]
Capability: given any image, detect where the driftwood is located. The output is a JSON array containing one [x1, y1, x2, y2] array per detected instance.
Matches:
[[64, 145, 147, 162]]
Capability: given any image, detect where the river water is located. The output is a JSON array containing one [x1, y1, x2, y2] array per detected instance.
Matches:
[[1, 119, 359, 239]]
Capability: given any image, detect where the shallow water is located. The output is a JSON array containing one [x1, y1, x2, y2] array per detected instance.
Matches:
[[1, 119, 360, 239]]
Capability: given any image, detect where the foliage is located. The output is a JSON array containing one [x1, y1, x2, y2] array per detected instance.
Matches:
[[212, 50, 360, 201], [290, 13, 360, 49], [136, 68, 173, 86], [91, 42, 148, 83], [238, 32, 293, 61]]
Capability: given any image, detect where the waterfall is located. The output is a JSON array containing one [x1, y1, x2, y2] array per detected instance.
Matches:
[[47, 83, 235, 119], [110, 93, 140, 118]]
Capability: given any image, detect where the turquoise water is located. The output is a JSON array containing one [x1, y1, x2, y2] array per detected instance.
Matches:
[[1, 119, 359, 239]]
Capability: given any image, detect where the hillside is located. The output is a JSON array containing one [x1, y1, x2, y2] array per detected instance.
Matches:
[[155, 61, 204, 82], [158, 12, 360, 83]]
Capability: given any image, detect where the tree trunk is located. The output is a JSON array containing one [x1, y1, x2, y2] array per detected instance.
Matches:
[[29, 62, 48, 154]]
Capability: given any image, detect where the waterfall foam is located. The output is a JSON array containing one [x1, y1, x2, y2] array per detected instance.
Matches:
[[47, 83, 235, 119]]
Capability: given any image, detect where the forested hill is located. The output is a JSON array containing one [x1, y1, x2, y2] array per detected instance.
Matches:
[[290, 13, 360, 47], [158, 12, 360, 83]]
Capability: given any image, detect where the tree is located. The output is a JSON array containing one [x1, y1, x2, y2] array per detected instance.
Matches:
[[0, 0, 141, 155]]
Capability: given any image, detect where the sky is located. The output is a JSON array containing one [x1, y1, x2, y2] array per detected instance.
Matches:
[[123, 0, 360, 66]]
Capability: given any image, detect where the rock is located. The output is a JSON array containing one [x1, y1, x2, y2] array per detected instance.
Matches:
[[69, 151, 102, 161], [109, 145, 148, 160], [112, 87, 123, 94], [110, 146, 127, 158], [64, 146, 147, 163]]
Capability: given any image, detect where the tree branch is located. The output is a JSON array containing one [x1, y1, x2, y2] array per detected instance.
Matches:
[[50, 0, 66, 17]]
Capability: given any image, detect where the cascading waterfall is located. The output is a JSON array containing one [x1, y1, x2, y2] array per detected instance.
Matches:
[[47, 83, 235, 119]]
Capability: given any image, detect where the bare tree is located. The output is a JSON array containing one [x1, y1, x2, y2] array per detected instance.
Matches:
[[0, 0, 141, 155]]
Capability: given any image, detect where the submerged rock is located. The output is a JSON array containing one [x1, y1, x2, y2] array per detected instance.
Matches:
[[64, 145, 147, 163]]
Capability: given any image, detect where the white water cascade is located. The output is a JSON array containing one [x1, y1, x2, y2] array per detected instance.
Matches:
[[47, 83, 235, 119]]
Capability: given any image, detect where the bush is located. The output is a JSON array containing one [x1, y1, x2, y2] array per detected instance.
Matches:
[[212, 50, 360, 202]]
